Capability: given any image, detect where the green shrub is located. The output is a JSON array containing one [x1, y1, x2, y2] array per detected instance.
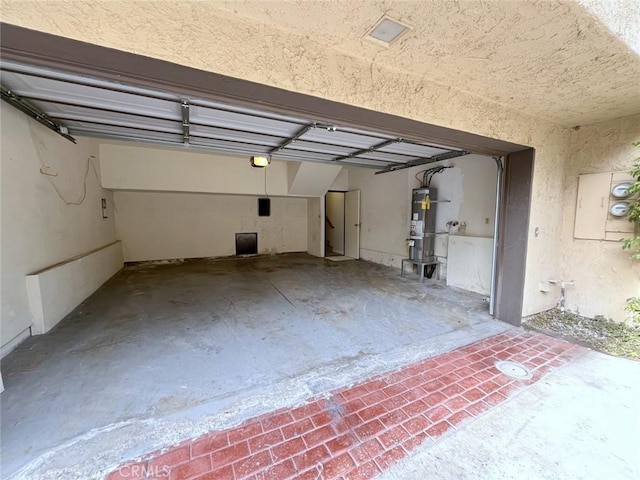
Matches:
[[621, 143, 640, 259], [626, 296, 640, 323]]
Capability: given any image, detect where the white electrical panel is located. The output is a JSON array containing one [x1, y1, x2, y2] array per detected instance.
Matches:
[[574, 171, 635, 241]]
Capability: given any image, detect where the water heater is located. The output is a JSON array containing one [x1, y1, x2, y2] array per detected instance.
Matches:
[[409, 187, 437, 264]]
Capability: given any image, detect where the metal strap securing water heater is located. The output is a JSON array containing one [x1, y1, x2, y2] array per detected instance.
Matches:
[[489, 156, 504, 316]]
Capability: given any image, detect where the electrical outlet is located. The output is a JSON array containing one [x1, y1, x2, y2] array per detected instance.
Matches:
[[485, 217, 490, 224]]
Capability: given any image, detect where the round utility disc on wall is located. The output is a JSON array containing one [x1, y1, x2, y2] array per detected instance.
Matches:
[[609, 201, 630, 217], [611, 182, 632, 198]]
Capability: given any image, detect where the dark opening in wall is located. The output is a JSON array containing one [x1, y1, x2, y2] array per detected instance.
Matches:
[[236, 233, 258, 256], [258, 198, 271, 217]]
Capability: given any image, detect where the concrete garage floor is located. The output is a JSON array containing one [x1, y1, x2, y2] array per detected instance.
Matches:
[[3, 254, 638, 480], [1, 253, 506, 479]]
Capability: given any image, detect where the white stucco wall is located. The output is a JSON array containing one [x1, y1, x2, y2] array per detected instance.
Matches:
[[329, 170, 349, 192], [0, 103, 117, 350], [560, 114, 640, 321], [99, 143, 341, 198], [100, 143, 290, 196], [429, 156, 499, 238], [113, 191, 308, 262], [347, 166, 412, 268], [288, 162, 342, 196], [429, 156, 498, 291], [447, 236, 494, 296]]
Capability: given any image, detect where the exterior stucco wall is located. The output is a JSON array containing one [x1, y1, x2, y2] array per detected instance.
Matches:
[[5, 1, 636, 126], [560, 114, 640, 321], [1, 5, 575, 318]]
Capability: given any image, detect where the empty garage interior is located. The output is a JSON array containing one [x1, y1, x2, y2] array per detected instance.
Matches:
[[0, 23, 539, 475], [1, 3, 639, 478]]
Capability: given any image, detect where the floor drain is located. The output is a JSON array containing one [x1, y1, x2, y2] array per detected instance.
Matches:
[[495, 360, 532, 380]]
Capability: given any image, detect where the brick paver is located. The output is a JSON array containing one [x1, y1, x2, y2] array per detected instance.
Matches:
[[107, 331, 580, 480]]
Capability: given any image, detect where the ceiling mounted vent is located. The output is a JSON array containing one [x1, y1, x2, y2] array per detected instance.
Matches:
[[365, 15, 411, 46]]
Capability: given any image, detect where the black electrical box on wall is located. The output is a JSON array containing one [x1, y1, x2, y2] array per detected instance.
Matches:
[[258, 198, 271, 217]]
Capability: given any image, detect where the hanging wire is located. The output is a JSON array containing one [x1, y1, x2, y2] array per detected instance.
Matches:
[[43, 156, 98, 205], [419, 165, 452, 187], [264, 162, 269, 196]]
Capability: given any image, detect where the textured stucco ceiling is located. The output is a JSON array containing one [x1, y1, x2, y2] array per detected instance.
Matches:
[[1, 0, 639, 127], [210, 0, 640, 127]]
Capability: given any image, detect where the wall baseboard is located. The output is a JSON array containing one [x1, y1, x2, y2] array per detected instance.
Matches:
[[0, 327, 31, 360]]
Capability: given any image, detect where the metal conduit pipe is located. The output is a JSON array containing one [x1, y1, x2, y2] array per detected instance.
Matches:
[[489, 156, 504, 316]]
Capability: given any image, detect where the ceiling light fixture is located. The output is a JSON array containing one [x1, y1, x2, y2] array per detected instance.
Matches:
[[250, 155, 271, 168], [365, 15, 411, 45]]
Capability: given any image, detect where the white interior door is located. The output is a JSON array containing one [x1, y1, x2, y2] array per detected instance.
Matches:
[[345, 190, 361, 259]]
